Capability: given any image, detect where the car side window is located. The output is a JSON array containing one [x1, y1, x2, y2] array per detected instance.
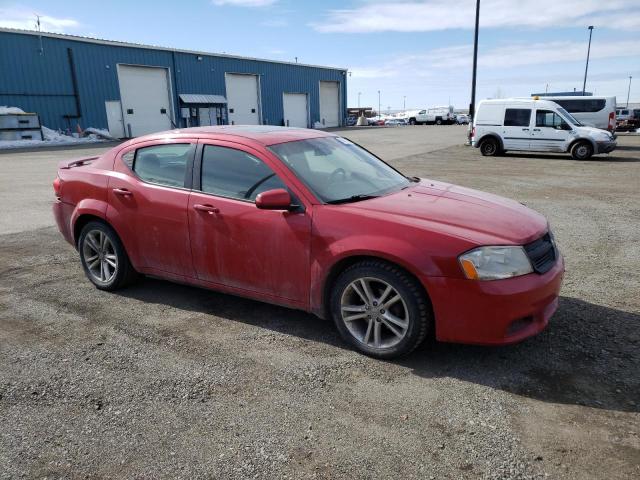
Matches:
[[504, 108, 531, 127], [130, 144, 192, 188], [201, 145, 286, 201], [536, 110, 568, 128]]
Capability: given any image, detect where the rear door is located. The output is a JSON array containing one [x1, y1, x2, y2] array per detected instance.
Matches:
[[107, 140, 196, 278], [531, 109, 572, 152], [188, 140, 312, 304], [502, 108, 532, 150]]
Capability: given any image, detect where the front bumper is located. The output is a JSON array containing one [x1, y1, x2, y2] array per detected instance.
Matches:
[[422, 254, 564, 345], [596, 140, 617, 154]]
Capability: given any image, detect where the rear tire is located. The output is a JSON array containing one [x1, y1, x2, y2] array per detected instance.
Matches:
[[409, 118, 416, 125], [330, 260, 431, 359], [571, 140, 593, 160], [436, 118, 442, 125], [479, 137, 499, 156], [78, 221, 139, 291]]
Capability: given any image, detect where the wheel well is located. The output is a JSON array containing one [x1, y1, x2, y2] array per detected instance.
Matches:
[[322, 255, 433, 323], [478, 134, 503, 150], [73, 214, 106, 247], [569, 137, 595, 152]]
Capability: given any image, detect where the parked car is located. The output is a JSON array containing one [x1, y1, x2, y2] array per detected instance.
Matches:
[[53, 126, 564, 358], [615, 108, 640, 131], [346, 115, 358, 127], [407, 106, 456, 125], [537, 96, 616, 131], [455, 114, 470, 125], [385, 118, 407, 126], [472, 99, 616, 160]]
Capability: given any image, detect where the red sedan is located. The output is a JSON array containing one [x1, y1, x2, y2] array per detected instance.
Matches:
[[53, 126, 564, 358]]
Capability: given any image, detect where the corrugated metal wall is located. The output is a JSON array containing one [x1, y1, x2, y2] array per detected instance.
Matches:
[[0, 30, 347, 132]]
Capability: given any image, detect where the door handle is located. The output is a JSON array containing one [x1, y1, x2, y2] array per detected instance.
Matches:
[[533, 128, 541, 131], [522, 128, 530, 131], [113, 188, 132, 196], [193, 203, 219, 214]]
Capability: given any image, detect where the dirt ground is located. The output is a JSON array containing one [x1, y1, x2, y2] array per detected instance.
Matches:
[[1, 126, 639, 479]]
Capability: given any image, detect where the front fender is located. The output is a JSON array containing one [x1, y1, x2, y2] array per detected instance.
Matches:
[[309, 234, 441, 317]]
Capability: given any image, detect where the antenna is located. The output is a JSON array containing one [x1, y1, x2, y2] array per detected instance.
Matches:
[[35, 14, 44, 55]]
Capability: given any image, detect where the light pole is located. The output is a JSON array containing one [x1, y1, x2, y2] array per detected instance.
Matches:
[[403, 95, 406, 112], [469, 0, 480, 120], [582, 26, 594, 95], [627, 76, 632, 108], [377, 90, 381, 118], [467, 0, 480, 145], [358, 92, 362, 108]]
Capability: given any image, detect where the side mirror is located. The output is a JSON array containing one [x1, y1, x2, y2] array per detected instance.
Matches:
[[255, 188, 293, 210]]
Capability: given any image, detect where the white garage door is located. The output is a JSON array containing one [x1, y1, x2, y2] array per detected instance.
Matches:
[[283, 93, 308, 128], [225, 74, 260, 125], [319, 81, 340, 127], [117, 65, 172, 137]]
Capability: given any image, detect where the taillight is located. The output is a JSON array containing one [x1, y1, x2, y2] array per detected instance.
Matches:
[[471, 127, 476, 138], [53, 177, 62, 198], [608, 111, 615, 131]]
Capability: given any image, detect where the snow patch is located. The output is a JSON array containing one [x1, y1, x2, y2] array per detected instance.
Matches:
[[0, 106, 26, 114]]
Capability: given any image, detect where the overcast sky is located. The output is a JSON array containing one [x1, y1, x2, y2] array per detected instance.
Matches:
[[1, 0, 638, 110]]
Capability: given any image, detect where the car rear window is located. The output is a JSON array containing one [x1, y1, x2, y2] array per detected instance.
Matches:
[[504, 108, 531, 127], [132, 144, 192, 188]]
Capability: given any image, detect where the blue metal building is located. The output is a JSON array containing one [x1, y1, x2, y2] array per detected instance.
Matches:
[[0, 28, 348, 137]]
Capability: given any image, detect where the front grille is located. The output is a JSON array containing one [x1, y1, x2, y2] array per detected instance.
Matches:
[[524, 233, 556, 274]]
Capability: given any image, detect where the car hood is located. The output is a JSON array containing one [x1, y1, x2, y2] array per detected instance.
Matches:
[[345, 179, 548, 245], [575, 125, 613, 138]]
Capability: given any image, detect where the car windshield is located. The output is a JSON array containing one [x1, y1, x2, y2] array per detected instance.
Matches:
[[268, 136, 411, 203], [557, 107, 583, 126]]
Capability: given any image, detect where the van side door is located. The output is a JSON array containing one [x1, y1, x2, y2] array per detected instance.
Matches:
[[502, 108, 532, 150], [531, 110, 572, 152]]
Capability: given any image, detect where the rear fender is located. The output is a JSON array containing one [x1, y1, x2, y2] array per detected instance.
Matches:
[[70, 199, 109, 247]]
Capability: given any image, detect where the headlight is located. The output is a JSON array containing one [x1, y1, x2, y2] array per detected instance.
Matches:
[[459, 246, 533, 280]]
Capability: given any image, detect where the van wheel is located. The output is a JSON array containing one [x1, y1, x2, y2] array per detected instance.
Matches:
[[436, 118, 442, 125], [571, 141, 593, 160], [479, 137, 499, 156], [330, 260, 431, 359], [409, 118, 416, 125]]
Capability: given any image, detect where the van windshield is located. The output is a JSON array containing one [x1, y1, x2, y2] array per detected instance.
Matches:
[[557, 107, 583, 126]]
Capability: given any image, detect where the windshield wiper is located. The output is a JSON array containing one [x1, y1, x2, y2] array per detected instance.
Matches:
[[327, 194, 380, 205]]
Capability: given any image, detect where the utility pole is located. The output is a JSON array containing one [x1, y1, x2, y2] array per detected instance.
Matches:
[[377, 90, 381, 118], [403, 95, 406, 112], [627, 76, 632, 108], [582, 26, 594, 95], [469, 0, 480, 120], [358, 92, 362, 108]]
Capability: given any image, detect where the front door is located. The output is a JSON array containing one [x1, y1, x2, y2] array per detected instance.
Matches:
[[502, 107, 532, 150], [530, 109, 572, 152], [188, 141, 311, 304], [107, 141, 196, 278]]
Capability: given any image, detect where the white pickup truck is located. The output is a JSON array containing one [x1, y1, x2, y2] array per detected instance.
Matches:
[[406, 106, 455, 125]]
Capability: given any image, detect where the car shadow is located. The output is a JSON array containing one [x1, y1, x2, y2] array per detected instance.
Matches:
[[118, 279, 639, 413], [502, 152, 640, 162]]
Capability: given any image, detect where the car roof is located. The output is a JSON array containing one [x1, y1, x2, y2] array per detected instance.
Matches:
[[478, 98, 560, 108], [126, 125, 336, 148]]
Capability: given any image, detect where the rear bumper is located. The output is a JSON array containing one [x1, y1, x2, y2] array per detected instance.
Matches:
[[423, 255, 564, 345], [53, 199, 75, 247], [596, 140, 617, 154]]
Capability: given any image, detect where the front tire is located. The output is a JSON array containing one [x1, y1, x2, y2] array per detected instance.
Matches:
[[479, 137, 499, 156], [330, 260, 431, 359], [571, 140, 593, 160], [409, 118, 416, 125], [78, 221, 138, 291]]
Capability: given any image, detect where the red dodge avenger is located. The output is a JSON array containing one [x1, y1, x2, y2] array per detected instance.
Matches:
[[53, 126, 564, 358]]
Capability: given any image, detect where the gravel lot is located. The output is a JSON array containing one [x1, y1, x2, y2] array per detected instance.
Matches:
[[1, 126, 639, 479]]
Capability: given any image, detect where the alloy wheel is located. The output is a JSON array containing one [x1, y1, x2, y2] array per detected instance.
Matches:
[[340, 277, 410, 349], [82, 229, 118, 283]]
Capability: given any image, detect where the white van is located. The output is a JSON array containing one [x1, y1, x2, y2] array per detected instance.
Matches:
[[472, 98, 616, 160], [535, 96, 616, 131]]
